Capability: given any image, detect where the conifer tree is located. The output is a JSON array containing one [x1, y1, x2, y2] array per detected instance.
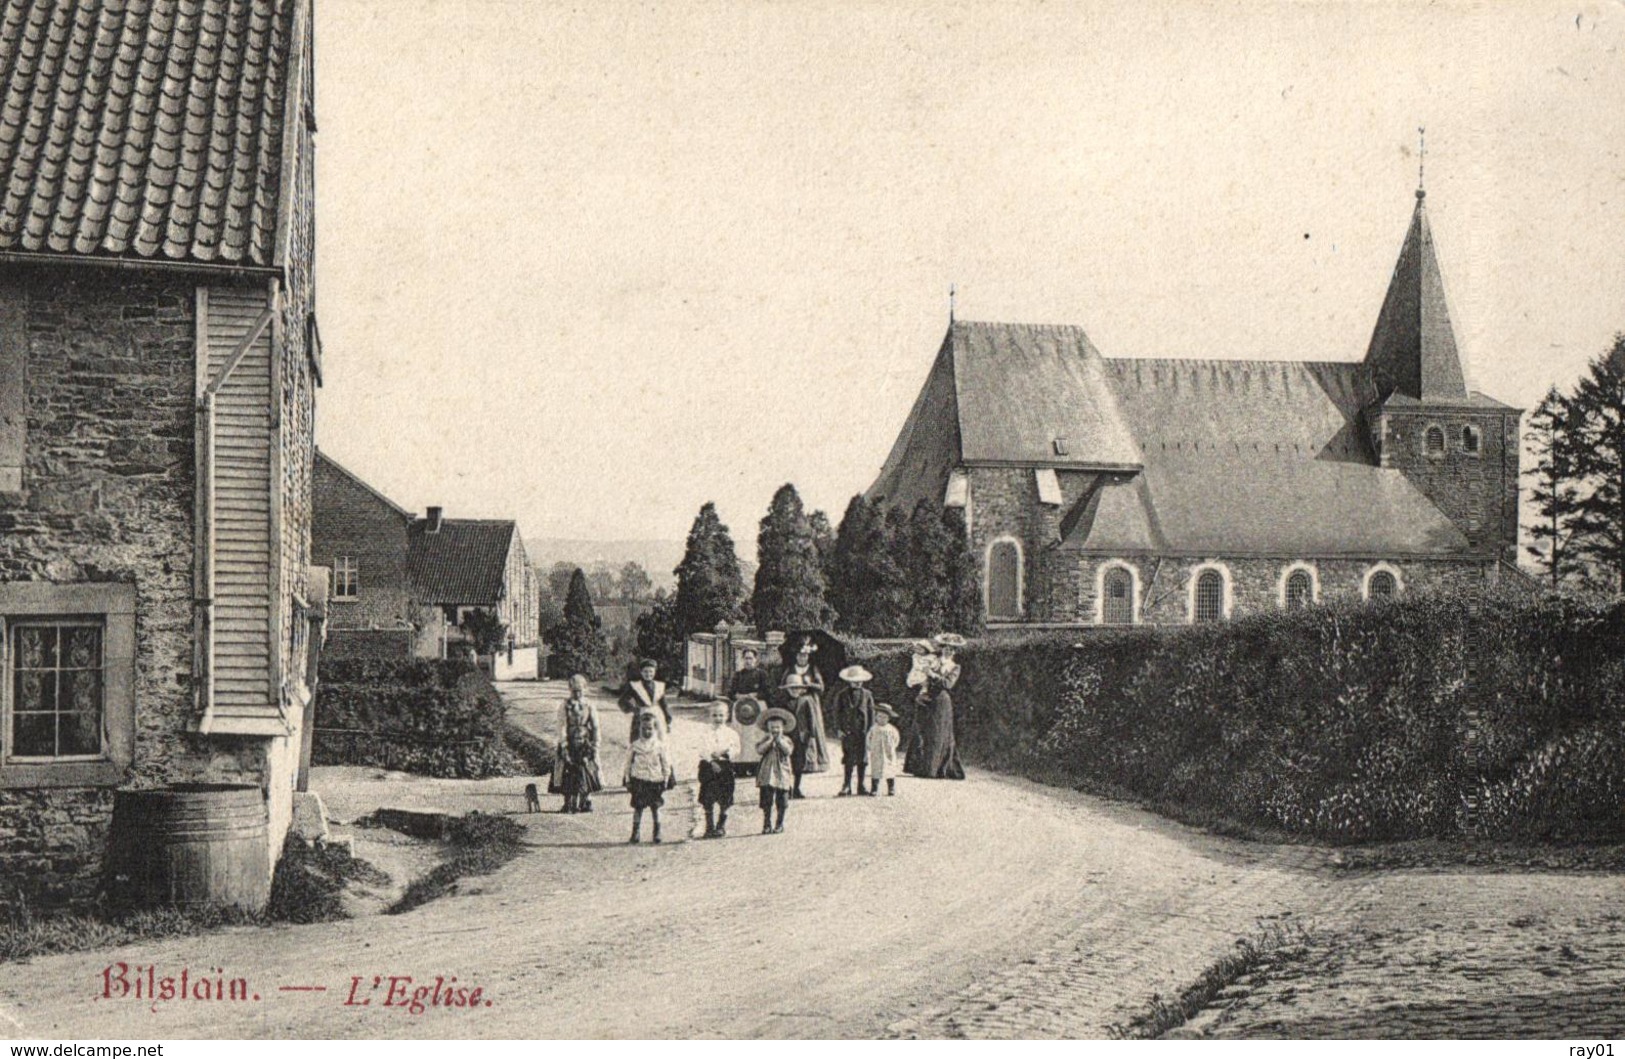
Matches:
[[673, 502, 746, 637], [1568, 336, 1625, 592], [905, 499, 955, 635], [752, 484, 834, 631], [547, 568, 609, 679], [633, 591, 684, 682], [943, 507, 985, 636], [828, 495, 877, 634], [1524, 385, 1584, 588]]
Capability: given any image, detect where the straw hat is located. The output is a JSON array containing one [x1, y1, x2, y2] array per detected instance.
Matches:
[[839, 665, 873, 684], [873, 702, 898, 718], [932, 632, 967, 649], [762, 707, 797, 733]]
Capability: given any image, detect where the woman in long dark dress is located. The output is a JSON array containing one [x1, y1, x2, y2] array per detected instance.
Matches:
[[904, 634, 965, 780], [779, 638, 829, 798]]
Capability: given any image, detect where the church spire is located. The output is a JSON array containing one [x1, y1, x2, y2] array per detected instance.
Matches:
[[1362, 168, 1469, 402]]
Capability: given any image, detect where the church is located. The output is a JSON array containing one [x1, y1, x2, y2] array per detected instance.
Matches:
[[867, 186, 1524, 627]]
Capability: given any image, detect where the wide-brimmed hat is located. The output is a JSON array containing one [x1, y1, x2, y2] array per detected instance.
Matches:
[[932, 632, 967, 649], [910, 639, 934, 654], [873, 702, 898, 718], [762, 706, 797, 732], [839, 665, 873, 683]]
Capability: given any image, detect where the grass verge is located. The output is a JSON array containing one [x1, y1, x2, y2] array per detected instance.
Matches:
[[385, 812, 526, 916], [1109, 922, 1315, 1039], [0, 839, 387, 964]]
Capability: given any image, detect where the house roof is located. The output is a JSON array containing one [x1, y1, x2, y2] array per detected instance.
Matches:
[[0, 0, 303, 270], [407, 519, 518, 606], [314, 449, 412, 519], [1363, 192, 1470, 401]]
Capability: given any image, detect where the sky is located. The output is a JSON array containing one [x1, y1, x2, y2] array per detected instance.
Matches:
[[310, 0, 1625, 559]]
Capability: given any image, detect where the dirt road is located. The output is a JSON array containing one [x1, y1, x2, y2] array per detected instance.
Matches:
[[3, 680, 1622, 1039]]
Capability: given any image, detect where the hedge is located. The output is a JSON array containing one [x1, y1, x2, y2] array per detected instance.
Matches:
[[313, 659, 510, 778], [850, 591, 1625, 844]]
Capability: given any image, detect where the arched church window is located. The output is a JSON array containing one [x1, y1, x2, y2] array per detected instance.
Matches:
[[1425, 425, 1446, 457], [1284, 570, 1313, 611], [1462, 424, 1481, 455], [986, 539, 1022, 620], [1101, 566, 1135, 624], [1367, 570, 1398, 599], [1193, 568, 1226, 623]]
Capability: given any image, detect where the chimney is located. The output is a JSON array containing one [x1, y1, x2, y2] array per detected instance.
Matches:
[[426, 506, 443, 533]]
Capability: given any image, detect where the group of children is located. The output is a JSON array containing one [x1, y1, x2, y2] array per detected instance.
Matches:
[[603, 658, 905, 844], [696, 663, 902, 838]]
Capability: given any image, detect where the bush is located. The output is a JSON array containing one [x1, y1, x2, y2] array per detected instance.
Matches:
[[853, 590, 1625, 844], [314, 659, 510, 778]]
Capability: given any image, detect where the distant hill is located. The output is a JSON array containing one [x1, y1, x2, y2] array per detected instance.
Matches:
[[527, 538, 685, 588]]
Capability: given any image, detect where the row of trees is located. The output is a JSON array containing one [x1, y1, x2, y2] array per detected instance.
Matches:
[[1525, 334, 1625, 592], [630, 486, 983, 680]]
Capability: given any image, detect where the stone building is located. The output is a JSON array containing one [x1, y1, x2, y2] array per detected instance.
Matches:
[[868, 187, 1524, 627], [313, 451, 540, 677], [0, 0, 320, 910], [312, 450, 425, 658]]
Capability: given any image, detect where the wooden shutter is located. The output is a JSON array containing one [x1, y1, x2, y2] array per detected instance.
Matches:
[[202, 288, 276, 720]]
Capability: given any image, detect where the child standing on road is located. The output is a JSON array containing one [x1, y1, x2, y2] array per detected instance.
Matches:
[[832, 665, 876, 797], [867, 703, 901, 797], [623, 712, 672, 844], [756, 708, 796, 834], [698, 700, 739, 838]]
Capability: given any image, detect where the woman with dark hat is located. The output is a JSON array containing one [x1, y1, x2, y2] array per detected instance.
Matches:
[[778, 636, 829, 798], [904, 633, 966, 780]]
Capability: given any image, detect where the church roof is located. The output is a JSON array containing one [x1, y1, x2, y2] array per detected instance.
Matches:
[[1363, 192, 1470, 401], [1062, 355, 1473, 556], [867, 190, 1512, 561], [1069, 454, 1470, 557], [867, 320, 1140, 510]]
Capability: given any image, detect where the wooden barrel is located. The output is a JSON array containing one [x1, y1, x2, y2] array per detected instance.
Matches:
[[106, 784, 270, 912]]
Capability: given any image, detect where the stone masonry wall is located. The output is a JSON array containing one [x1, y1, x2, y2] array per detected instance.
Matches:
[[0, 268, 268, 913], [967, 467, 1105, 622], [1381, 408, 1522, 563], [266, 14, 320, 868], [1070, 554, 1497, 625], [312, 457, 412, 631]]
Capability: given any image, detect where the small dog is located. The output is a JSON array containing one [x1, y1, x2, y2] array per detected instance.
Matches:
[[523, 782, 542, 813]]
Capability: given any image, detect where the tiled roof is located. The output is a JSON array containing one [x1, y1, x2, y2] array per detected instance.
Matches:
[[407, 519, 517, 606], [0, 0, 301, 269]]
